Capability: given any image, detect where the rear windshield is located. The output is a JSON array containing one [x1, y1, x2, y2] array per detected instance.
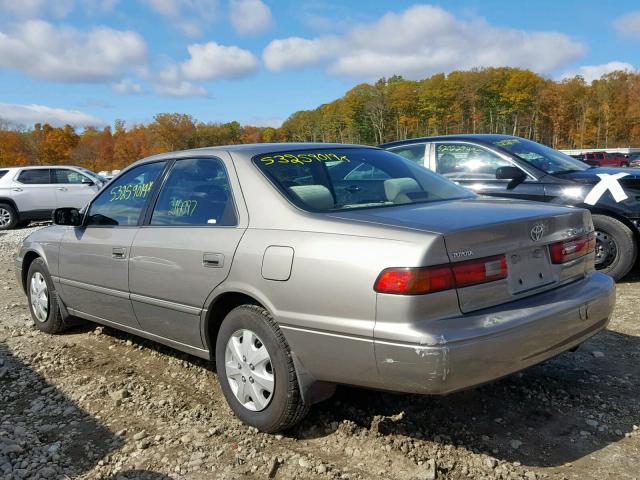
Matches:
[[253, 148, 474, 212]]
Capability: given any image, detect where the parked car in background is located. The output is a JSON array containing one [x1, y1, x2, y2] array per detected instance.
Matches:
[[381, 135, 640, 280], [582, 151, 629, 167], [0, 166, 104, 230], [628, 153, 640, 168], [16, 143, 615, 432]]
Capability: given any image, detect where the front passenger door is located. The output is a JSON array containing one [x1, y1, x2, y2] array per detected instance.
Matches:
[[433, 142, 545, 201], [57, 161, 167, 327]]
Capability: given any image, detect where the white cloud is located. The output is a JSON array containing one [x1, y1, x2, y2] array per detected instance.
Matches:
[[112, 78, 143, 94], [263, 5, 585, 79], [153, 64, 209, 97], [263, 37, 340, 71], [613, 11, 640, 38], [229, 0, 272, 35], [181, 42, 258, 80], [559, 61, 636, 83], [0, 0, 74, 18], [0, 103, 105, 127], [141, 0, 218, 37], [0, 21, 147, 83]]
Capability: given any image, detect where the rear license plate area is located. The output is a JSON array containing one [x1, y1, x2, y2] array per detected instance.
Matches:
[[507, 246, 553, 294]]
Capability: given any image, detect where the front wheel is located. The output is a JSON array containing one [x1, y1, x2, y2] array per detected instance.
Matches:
[[26, 258, 69, 334], [592, 214, 637, 281], [215, 305, 308, 432], [0, 203, 18, 230]]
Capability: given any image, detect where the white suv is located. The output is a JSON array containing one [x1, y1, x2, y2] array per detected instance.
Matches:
[[0, 166, 104, 230]]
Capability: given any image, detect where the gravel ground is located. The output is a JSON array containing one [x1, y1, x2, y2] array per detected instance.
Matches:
[[0, 225, 638, 480]]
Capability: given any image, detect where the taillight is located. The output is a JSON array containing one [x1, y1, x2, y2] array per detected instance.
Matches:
[[452, 255, 508, 288], [374, 266, 455, 295], [374, 254, 508, 295], [549, 233, 596, 264]]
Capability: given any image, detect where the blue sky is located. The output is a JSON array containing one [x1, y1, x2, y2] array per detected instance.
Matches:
[[0, 0, 639, 130]]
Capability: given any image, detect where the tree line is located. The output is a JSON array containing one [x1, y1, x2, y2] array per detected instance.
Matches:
[[1, 67, 639, 172]]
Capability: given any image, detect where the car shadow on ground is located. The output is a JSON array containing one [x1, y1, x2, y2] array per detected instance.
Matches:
[[298, 329, 640, 468], [0, 343, 175, 479], [58, 321, 639, 470]]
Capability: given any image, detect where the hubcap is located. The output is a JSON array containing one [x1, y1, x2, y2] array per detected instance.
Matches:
[[224, 329, 274, 412], [0, 208, 11, 227], [594, 230, 617, 269], [29, 272, 49, 323]]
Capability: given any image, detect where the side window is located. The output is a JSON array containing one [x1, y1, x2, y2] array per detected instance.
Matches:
[[388, 144, 426, 164], [150, 158, 237, 226], [17, 169, 51, 184], [86, 161, 166, 226], [343, 163, 391, 181], [435, 143, 517, 180], [52, 169, 90, 184], [0, 170, 8, 179]]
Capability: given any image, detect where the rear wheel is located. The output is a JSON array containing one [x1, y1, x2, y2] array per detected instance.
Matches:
[[0, 203, 18, 230], [592, 214, 637, 281], [215, 305, 308, 432], [26, 258, 69, 334]]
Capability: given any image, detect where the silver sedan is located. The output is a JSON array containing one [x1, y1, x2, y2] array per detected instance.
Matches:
[[15, 144, 615, 432]]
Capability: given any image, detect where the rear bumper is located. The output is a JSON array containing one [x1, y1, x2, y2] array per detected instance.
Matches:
[[375, 272, 615, 394]]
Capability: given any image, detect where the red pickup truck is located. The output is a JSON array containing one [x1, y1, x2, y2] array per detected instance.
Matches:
[[582, 152, 629, 167]]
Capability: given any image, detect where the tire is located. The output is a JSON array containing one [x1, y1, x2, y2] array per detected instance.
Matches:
[[215, 305, 308, 432], [0, 203, 18, 230], [592, 214, 637, 281], [26, 258, 69, 334]]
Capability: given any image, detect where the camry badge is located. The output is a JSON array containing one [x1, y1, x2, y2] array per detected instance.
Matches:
[[530, 224, 545, 242]]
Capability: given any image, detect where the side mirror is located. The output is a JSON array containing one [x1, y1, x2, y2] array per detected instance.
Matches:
[[495, 166, 527, 190], [53, 208, 83, 227], [81, 178, 95, 186]]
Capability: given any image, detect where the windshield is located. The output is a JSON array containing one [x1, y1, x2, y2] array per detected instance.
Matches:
[[77, 167, 107, 183], [492, 138, 591, 174], [254, 148, 474, 212]]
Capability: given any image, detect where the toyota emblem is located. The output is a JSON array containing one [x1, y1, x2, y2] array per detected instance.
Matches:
[[530, 224, 545, 241]]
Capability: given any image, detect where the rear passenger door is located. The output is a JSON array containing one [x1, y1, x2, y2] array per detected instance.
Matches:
[[12, 169, 57, 213], [129, 156, 246, 350]]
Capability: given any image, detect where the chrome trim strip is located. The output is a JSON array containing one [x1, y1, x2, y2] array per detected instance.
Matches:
[[130, 293, 202, 315], [58, 277, 129, 300], [58, 277, 202, 315]]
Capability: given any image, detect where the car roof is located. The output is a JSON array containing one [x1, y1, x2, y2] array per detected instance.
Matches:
[[0, 165, 86, 170], [379, 134, 520, 149], [132, 142, 380, 166]]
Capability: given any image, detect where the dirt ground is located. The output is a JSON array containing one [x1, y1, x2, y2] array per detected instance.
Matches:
[[0, 226, 638, 480]]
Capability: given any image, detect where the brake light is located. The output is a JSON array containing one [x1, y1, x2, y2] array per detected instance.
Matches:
[[549, 233, 596, 264], [374, 254, 508, 295], [452, 255, 508, 288], [374, 266, 455, 295]]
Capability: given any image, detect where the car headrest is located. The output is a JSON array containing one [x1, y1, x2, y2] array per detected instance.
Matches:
[[290, 185, 334, 210], [384, 177, 422, 203]]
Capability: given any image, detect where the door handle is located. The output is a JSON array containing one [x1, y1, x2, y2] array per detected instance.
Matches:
[[345, 185, 361, 193], [203, 253, 224, 268], [12, 188, 22, 192], [57, 187, 68, 192], [112, 247, 127, 259]]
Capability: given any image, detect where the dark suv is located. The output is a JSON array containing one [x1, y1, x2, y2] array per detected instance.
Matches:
[[381, 135, 640, 280]]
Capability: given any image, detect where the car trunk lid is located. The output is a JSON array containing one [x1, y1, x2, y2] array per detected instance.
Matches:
[[329, 198, 593, 312]]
